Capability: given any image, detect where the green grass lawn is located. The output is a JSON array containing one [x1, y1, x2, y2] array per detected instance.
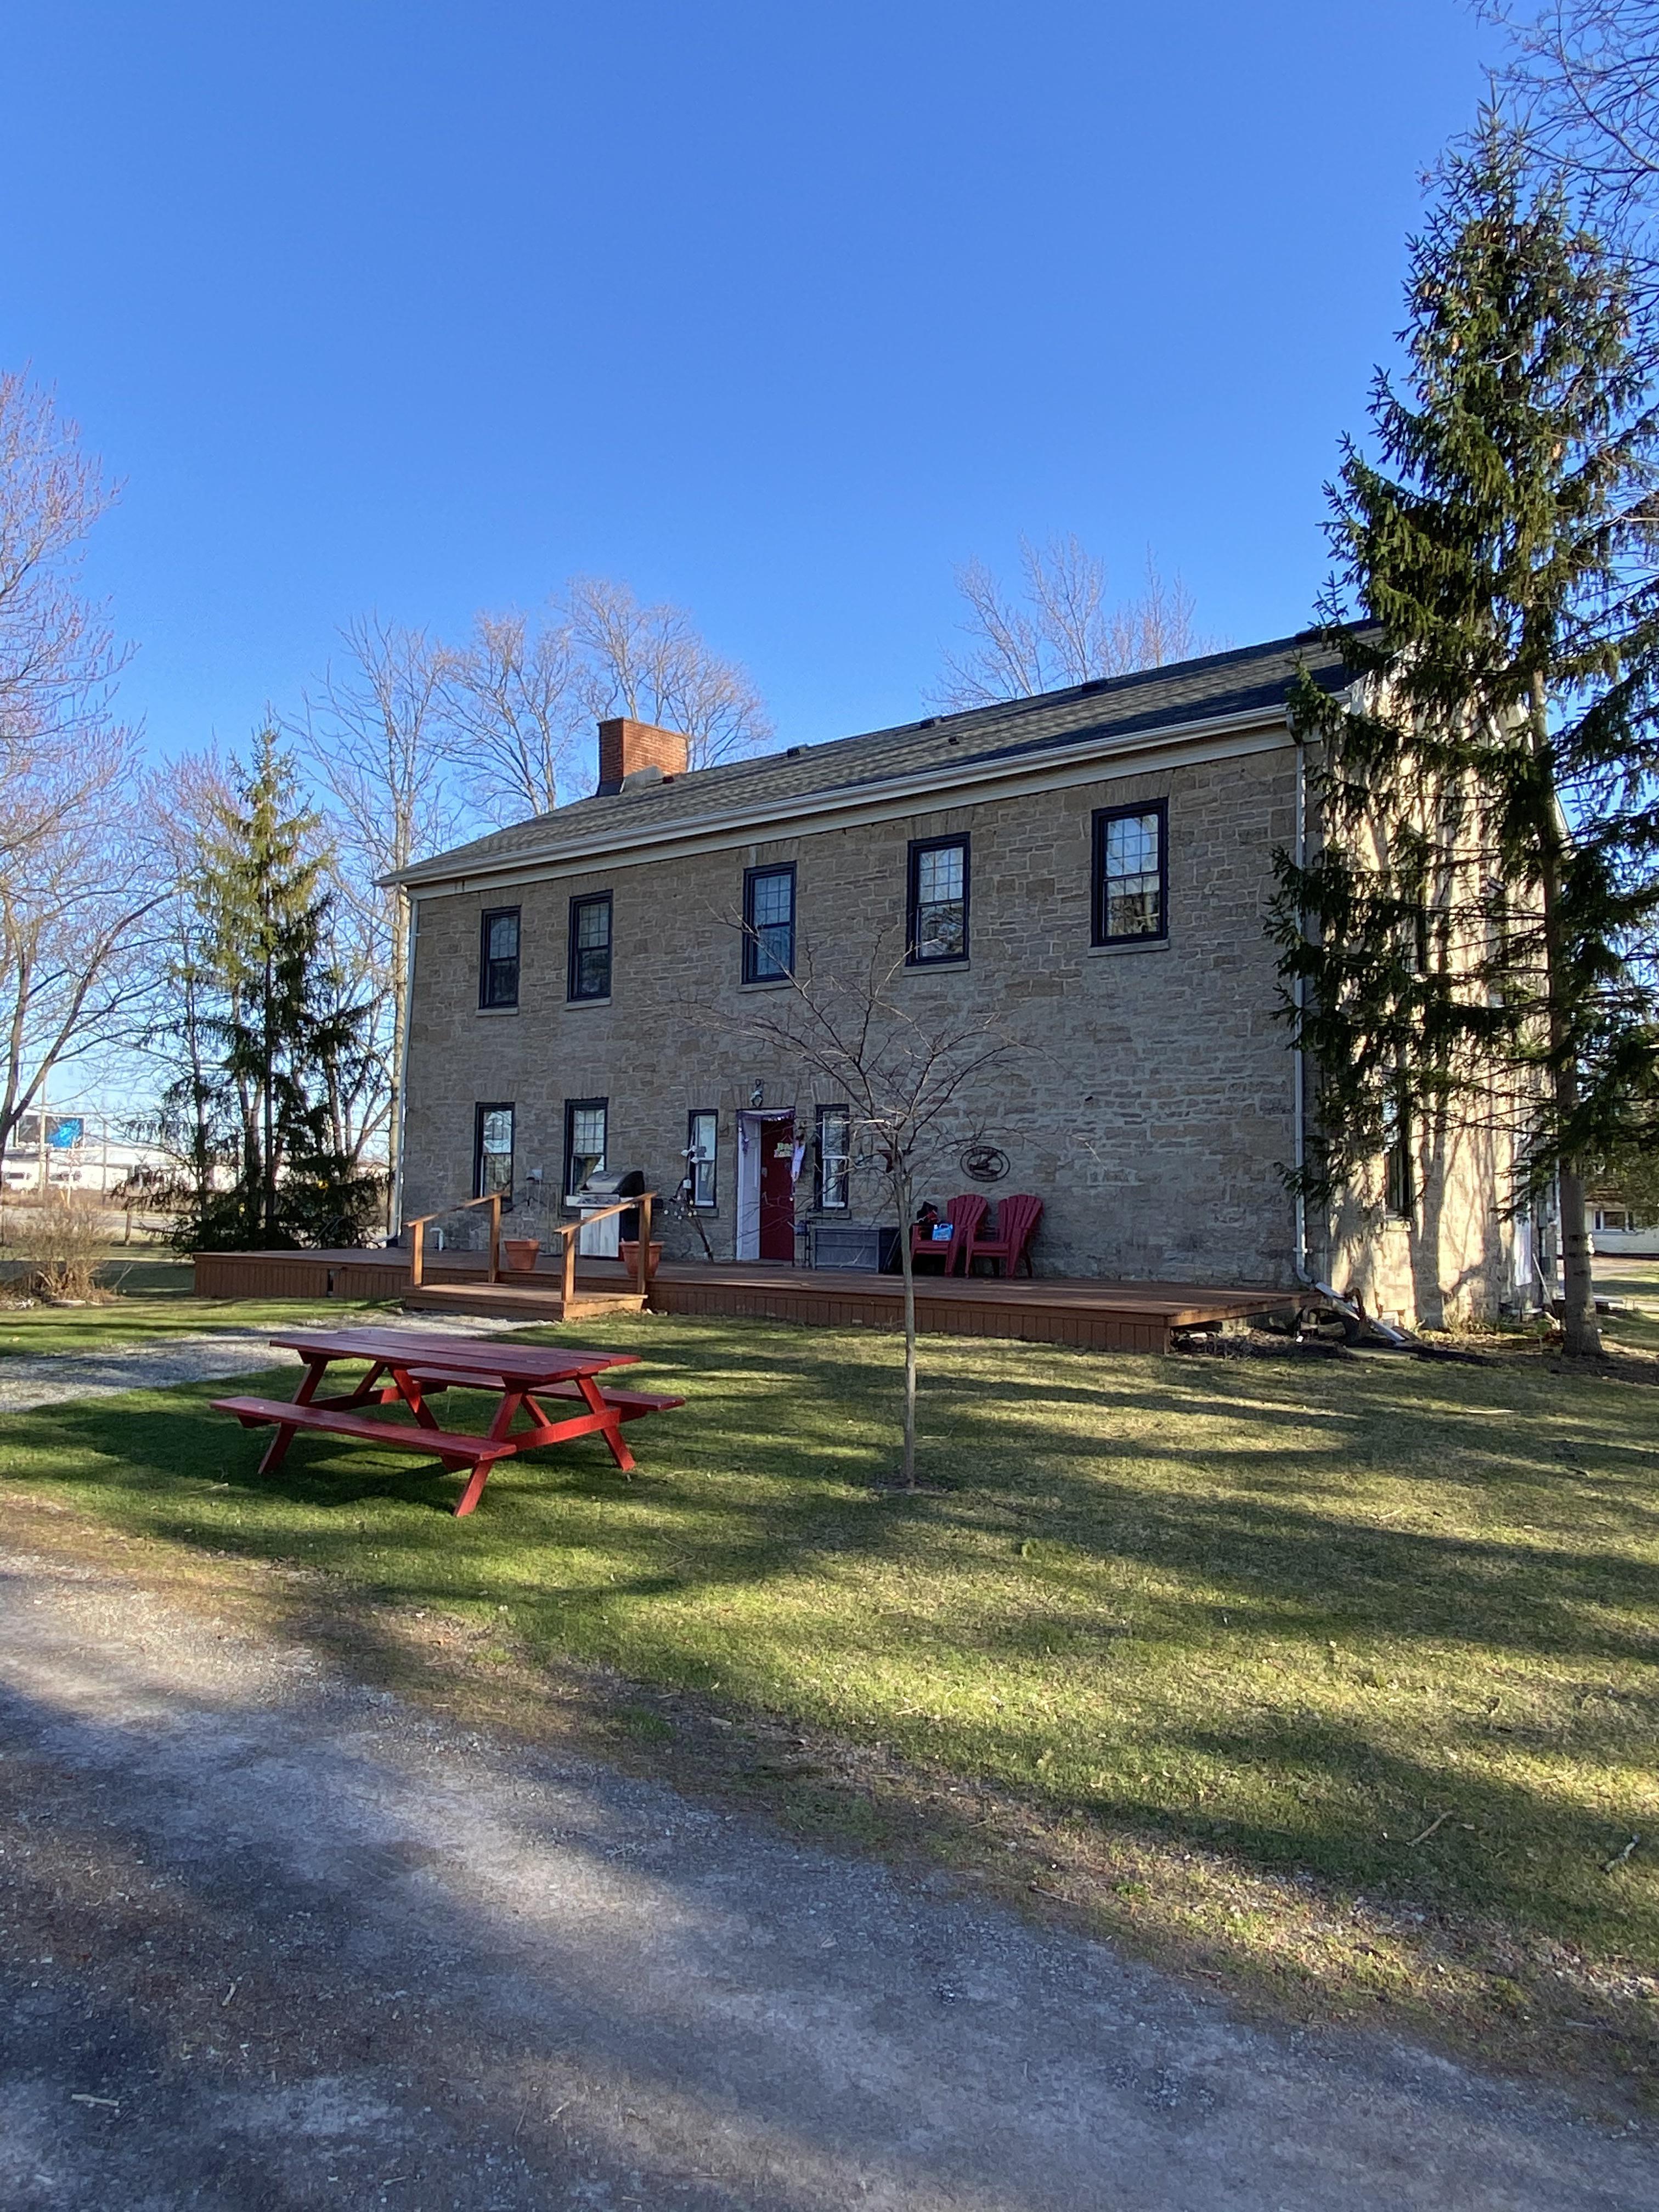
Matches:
[[0, 1253, 387, 1355], [3, 1301, 1654, 2096]]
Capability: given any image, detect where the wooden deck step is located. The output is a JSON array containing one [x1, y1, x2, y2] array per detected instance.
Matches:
[[402, 1283, 647, 1322], [211, 1394, 494, 1465]]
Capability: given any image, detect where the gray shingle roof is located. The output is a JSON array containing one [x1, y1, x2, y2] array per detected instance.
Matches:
[[395, 628, 1352, 890]]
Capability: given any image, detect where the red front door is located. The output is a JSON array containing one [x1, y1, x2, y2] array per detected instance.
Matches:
[[759, 1116, 796, 1261]]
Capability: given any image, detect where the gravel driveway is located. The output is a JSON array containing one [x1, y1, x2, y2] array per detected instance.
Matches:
[[0, 1549, 1649, 2212], [0, 1312, 528, 1413]]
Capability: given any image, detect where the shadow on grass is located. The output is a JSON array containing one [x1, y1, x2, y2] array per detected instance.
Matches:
[[3, 1316, 1656, 2039]]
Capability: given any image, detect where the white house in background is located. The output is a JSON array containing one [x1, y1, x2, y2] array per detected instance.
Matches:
[[1587, 1200, 1659, 1261], [0, 1110, 174, 1198]]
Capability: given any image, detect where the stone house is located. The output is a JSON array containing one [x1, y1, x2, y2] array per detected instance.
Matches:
[[392, 632, 1526, 1323]]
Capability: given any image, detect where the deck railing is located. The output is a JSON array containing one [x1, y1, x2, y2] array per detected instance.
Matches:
[[403, 1192, 657, 1301]]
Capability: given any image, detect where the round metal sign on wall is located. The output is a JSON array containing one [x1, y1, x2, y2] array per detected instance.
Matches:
[[959, 1144, 1010, 1184]]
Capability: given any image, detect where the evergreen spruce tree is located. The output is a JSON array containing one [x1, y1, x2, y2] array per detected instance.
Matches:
[[192, 728, 379, 1249], [1274, 121, 1659, 1357]]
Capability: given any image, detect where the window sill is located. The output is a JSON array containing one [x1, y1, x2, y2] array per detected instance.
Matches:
[[566, 996, 612, 1009], [904, 958, 970, 973], [738, 975, 795, 992], [476, 1003, 522, 1015], [1087, 936, 1170, 959]]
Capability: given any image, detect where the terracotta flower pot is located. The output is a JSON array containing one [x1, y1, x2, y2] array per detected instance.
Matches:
[[619, 1239, 663, 1280], [501, 1236, 541, 1273]]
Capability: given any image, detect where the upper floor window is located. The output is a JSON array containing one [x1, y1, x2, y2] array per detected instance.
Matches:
[[563, 1096, 608, 1198], [743, 864, 795, 983], [816, 1105, 851, 1211], [686, 1110, 718, 1210], [907, 836, 969, 964], [474, 1102, 515, 1206], [479, 907, 521, 1007], [568, 891, 613, 1002], [1092, 802, 1167, 945]]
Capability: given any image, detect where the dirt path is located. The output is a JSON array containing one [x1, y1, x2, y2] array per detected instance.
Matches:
[[0, 1311, 527, 1413], [0, 1551, 1650, 2211]]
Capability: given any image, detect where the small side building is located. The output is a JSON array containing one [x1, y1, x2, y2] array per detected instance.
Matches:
[[391, 635, 1528, 1327]]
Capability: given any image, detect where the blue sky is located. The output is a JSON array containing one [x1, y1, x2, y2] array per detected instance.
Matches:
[[5, 2, 1493, 763]]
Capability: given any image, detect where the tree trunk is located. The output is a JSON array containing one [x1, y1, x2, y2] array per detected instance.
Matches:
[[1556, 1153, 1600, 1357], [895, 1164, 917, 1487], [1531, 673, 1601, 1357]]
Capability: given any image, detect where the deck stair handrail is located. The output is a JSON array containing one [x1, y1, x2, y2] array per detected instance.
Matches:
[[404, 1191, 657, 1302]]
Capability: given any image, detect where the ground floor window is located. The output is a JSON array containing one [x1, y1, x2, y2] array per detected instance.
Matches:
[[1383, 1092, 1413, 1220], [474, 1103, 515, 1206], [816, 1104, 851, 1210], [563, 1097, 608, 1197], [1594, 1207, 1646, 1233], [686, 1110, 718, 1209]]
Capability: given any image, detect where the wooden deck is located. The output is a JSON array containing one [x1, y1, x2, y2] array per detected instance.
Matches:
[[192, 1249, 1289, 1354]]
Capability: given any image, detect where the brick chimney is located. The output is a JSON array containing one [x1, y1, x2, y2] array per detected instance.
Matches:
[[597, 717, 690, 793]]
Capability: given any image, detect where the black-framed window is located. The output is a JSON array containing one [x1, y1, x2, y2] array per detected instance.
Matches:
[[1092, 802, 1167, 944], [686, 1109, 718, 1210], [742, 863, 795, 983], [563, 1096, 608, 1198], [567, 891, 612, 1001], [473, 1102, 515, 1206], [1383, 1090, 1414, 1220], [479, 907, 521, 1007], [907, 835, 969, 964], [816, 1104, 851, 1211]]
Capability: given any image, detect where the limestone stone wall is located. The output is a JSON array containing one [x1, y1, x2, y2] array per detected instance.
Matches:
[[1319, 1117, 1523, 1327], [400, 740, 1520, 1314], [400, 744, 1314, 1287]]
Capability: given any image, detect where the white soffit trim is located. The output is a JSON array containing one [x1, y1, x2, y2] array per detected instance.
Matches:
[[404, 703, 1292, 902]]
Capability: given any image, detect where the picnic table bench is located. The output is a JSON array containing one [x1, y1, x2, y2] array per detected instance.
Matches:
[[212, 1325, 684, 1517]]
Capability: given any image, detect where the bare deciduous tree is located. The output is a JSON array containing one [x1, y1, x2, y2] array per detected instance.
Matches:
[[737, 935, 1017, 1487], [1486, 5, 1659, 232], [934, 535, 1204, 710], [568, 575, 772, 769], [0, 746, 164, 1155], [0, 370, 161, 1151], [441, 606, 586, 823], [298, 617, 456, 1217], [0, 372, 127, 788], [136, 747, 238, 1208]]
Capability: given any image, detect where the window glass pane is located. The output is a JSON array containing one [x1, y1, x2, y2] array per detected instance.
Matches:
[[818, 1107, 851, 1210], [568, 1107, 606, 1190], [477, 1107, 514, 1198], [917, 846, 962, 904], [1100, 810, 1163, 939], [481, 908, 521, 1006], [746, 868, 794, 979], [570, 894, 612, 998], [688, 1111, 718, 1207], [751, 872, 792, 926], [911, 840, 967, 962]]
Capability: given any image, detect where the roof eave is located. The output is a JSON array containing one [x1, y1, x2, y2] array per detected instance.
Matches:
[[383, 693, 1298, 895]]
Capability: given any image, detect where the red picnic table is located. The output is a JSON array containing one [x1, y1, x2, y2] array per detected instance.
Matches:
[[211, 1325, 684, 1517]]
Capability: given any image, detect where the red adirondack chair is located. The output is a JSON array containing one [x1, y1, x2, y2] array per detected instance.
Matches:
[[966, 1193, 1043, 1278], [910, 1192, 987, 1275]]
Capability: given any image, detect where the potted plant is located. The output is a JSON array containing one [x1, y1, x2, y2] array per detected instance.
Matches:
[[619, 1237, 663, 1283], [501, 1235, 541, 1273]]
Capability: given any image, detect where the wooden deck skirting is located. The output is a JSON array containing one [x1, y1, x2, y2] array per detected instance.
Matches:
[[191, 1249, 1286, 1355]]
